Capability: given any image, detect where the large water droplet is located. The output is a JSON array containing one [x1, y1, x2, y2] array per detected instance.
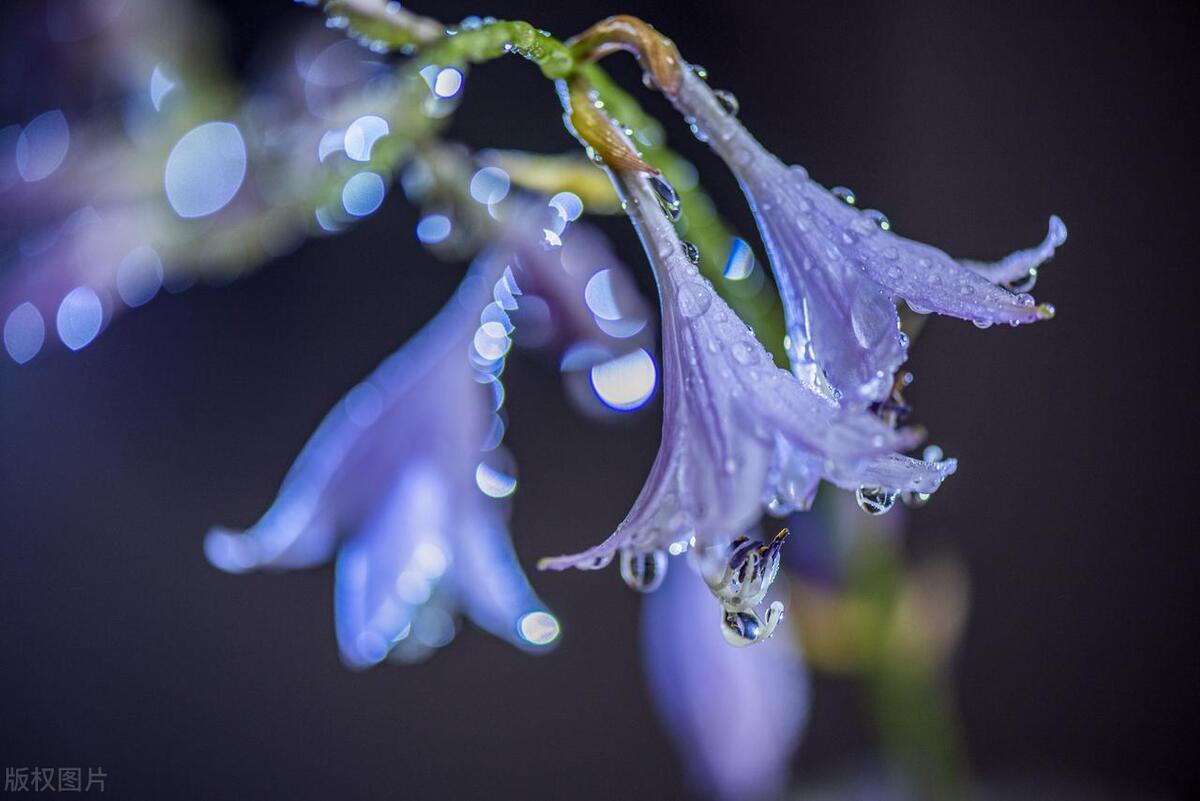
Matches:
[[713, 89, 740, 116], [676, 281, 712, 318], [855, 486, 896, 515], [619, 548, 668, 593], [649, 175, 681, 222], [721, 610, 761, 647]]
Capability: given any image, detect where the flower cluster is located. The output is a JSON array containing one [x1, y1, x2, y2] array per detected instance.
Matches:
[[3, 6, 1068, 798]]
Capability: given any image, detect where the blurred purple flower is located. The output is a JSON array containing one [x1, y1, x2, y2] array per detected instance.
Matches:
[[643, 559, 808, 800], [206, 260, 560, 667], [670, 68, 1066, 405], [540, 169, 955, 641]]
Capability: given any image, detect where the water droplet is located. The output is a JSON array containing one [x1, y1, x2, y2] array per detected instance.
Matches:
[[731, 339, 758, 365], [619, 548, 668, 593], [973, 319, 993, 329], [649, 175, 681, 222], [855, 486, 896, 515], [690, 64, 708, 80], [676, 281, 712, 318], [721, 610, 761, 646], [922, 444, 944, 462], [832, 186, 857, 206], [901, 490, 931, 508], [713, 89, 739, 116], [681, 241, 701, 265], [863, 209, 891, 231], [1015, 292, 1036, 307]]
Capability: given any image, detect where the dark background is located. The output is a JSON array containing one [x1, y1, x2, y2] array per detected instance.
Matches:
[[2, 1, 1196, 798]]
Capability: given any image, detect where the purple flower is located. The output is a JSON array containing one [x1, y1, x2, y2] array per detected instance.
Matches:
[[669, 68, 1066, 405], [642, 559, 808, 800], [539, 166, 955, 641], [205, 260, 560, 667]]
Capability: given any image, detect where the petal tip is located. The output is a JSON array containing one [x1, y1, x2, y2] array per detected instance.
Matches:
[[1048, 215, 1068, 246], [203, 526, 258, 574]]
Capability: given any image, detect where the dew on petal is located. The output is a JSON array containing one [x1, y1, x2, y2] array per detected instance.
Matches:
[[517, 611, 561, 645]]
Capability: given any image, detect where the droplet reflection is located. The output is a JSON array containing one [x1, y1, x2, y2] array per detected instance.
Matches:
[[590, 348, 657, 411], [164, 121, 247, 218], [517, 611, 561, 646], [342, 171, 385, 216], [56, 286, 104, 351], [115, 246, 164, 308], [15, 110, 70, 182], [4, 303, 45, 364]]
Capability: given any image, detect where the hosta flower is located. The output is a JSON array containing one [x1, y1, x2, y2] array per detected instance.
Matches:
[[667, 67, 1066, 405], [205, 260, 560, 667], [642, 560, 808, 800], [539, 150, 955, 641]]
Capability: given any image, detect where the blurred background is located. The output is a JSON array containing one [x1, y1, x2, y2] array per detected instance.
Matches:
[[1, 1, 1195, 799]]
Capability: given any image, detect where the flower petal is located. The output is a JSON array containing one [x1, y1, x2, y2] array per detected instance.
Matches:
[[669, 68, 1063, 402], [540, 169, 939, 573], [335, 465, 453, 669], [962, 215, 1067, 286], [204, 283, 482, 573], [454, 510, 559, 651], [642, 561, 808, 801]]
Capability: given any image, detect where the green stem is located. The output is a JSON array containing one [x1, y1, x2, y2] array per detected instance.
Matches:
[[316, 2, 786, 359]]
